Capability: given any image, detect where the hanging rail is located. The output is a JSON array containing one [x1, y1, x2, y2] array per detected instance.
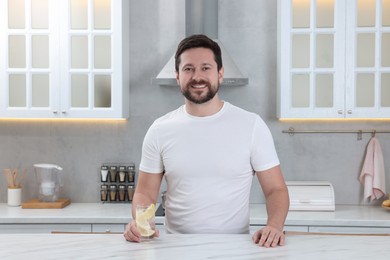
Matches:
[[282, 127, 390, 140]]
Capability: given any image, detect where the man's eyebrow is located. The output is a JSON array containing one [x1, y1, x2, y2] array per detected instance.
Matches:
[[182, 62, 213, 67]]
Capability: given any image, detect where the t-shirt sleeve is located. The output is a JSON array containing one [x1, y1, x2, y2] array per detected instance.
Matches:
[[250, 116, 280, 172], [139, 123, 164, 174]]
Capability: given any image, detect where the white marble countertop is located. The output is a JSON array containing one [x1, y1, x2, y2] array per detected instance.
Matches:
[[1, 203, 389, 227], [1, 232, 390, 260]]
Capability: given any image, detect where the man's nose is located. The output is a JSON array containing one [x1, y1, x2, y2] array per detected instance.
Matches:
[[191, 69, 203, 81]]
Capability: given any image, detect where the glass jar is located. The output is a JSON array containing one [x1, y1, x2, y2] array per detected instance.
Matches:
[[118, 166, 126, 182], [109, 184, 117, 201], [118, 185, 126, 201], [100, 184, 108, 202], [127, 185, 135, 201]]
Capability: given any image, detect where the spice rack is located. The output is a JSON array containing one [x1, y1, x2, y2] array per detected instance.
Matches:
[[100, 163, 136, 203]]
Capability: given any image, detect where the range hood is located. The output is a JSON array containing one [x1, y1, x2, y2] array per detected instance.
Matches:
[[153, 0, 248, 87]]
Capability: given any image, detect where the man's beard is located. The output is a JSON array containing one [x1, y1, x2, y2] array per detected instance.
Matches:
[[181, 80, 219, 104]]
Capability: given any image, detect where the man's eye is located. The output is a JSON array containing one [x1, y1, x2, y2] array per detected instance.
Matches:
[[202, 67, 211, 71], [183, 67, 192, 71]]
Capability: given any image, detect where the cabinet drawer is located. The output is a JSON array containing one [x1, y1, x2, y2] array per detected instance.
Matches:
[[0, 224, 91, 234], [250, 225, 308, 233], [309, 226, 390, 234], [92, 224, 126, 233]]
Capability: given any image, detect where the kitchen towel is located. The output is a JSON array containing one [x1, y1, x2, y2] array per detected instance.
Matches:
[[359, 137, 386, 202]]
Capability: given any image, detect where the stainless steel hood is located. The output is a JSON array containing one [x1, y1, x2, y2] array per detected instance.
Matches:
[[153, 0, 248, 87]]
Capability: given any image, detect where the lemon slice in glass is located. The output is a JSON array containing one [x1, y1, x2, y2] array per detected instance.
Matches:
[[136, 204, 156, 237]]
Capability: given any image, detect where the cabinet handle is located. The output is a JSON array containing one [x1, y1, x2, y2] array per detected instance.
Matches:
[[105, 229, 111, 233], [53, 110, 58, 114], [337, 110, 343, 114], [347, 110, 352, 114], [62, 111, 66, 114]]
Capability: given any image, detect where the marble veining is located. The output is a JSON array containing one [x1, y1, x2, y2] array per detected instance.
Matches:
[[1, 233, 390, 260]]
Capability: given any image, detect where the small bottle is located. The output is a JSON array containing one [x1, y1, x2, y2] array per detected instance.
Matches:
[[127, 185, 135, 201], [127, 164, 135, 182], [100, 185, 108, 202], [118, 166, 126, 182], [109, 166, 117, 182], [109, 185, 117, 201], [100, 166, 109, 182], [118, 185, 126, 201]]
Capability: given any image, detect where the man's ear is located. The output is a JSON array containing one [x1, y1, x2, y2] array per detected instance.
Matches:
[[218, 66, 224, 85]]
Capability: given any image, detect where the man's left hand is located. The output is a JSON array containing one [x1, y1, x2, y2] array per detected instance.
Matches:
[[252, 226, 285, 247]]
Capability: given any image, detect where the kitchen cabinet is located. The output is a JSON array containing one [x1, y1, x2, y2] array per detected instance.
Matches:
[[309, 225, 390, 234], [278, 0, 390, 118], [250, 225, 309, 233], [0, 224, 91, 234], [91, 223, 165, 233], [0, 223, 163, 234], [92, 224, 126, 233], [0, 0, 129, 119]]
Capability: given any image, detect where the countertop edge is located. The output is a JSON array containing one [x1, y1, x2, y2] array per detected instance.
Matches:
[[1, 203, 389, 227]]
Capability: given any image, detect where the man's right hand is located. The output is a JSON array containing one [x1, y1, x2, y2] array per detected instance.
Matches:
[[123, 220, 159, 242]]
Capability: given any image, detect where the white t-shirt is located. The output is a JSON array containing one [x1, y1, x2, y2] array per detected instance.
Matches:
[[140, 102, 280, 234]]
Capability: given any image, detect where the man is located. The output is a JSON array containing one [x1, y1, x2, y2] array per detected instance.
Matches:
[[124, 34, 289, 247]]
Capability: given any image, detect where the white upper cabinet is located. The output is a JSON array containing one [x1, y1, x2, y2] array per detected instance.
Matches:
[[0, 0, 129, 119], [278, 0, 390, 119]]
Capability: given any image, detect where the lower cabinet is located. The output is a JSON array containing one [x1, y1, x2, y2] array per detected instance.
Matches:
[[3, 224, 388, 235], [92, 224, 126, 233], [250, 225, 309, 233], [91, 223, 165, 234], [308, 226, 390, 234], [0, 223, 164, 234], [0, 224, 91, 234]]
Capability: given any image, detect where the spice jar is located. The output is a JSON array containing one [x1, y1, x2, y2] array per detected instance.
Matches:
[[127, 165, 135, 182], [100, 185, 108, 202], [109, 166, 117, 182], [118, 166, 126, 182], [127, 185, 135, 201], [109, 185, 117, 201], [100, 166, 109, 182], [118, 185, 126, 201]]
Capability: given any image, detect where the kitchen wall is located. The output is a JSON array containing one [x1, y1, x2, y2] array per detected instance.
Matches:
[[0, 0, 389, 205]]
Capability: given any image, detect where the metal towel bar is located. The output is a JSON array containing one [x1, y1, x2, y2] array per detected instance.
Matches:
[[283, 127, 390, 140]]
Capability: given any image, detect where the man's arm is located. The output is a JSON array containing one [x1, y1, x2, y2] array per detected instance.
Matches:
[[252, 165, 289, 247], [131, 171, 164, 218], [123, 171, 163, 242]]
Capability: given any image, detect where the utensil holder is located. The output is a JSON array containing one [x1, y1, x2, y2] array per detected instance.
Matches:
[[8, 187, 22, 207]]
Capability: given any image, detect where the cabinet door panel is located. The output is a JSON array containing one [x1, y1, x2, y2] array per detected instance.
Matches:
[[94, 0, 111, 29], [0, 224, 91, 234], [345, 0, 390, 118], [316, 0, 334, 28], [0, 0, 128, 119], [382, 73, 390, 107], [382, 33, 390, 67], [292, 0, 310, 28], [8, 35, 26, 68], [250, 225, 308, 234], [92, 224, 125, 233], [279, 0, 390, 118], [8, 0, 25, 29], [278, 0, 345, 118], [309, 226, 390, 234], [383, 0, 390, 26], [31, 0, 48, 29]]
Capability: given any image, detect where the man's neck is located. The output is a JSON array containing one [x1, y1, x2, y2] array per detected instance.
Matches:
[[184, 96, 224, 117]]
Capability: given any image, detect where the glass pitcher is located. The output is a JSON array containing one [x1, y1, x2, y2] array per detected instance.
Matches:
[[34, 164, 63, 202]]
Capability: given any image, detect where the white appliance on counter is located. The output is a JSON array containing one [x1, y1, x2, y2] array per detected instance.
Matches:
[[286, 181, 335, 211]]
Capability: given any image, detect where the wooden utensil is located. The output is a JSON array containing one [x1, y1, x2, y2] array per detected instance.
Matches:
[[3, 169, 15, 188]]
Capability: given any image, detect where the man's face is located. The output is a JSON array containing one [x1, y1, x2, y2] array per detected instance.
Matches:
[[176, 47, 224, 104]]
